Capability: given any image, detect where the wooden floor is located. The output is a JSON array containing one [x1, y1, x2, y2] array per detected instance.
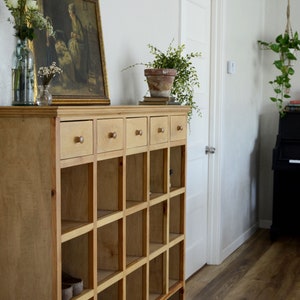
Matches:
[[185, 229, 300, 300]]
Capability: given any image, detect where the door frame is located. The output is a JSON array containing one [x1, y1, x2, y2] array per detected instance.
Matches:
[[206, 0, 224, 265]]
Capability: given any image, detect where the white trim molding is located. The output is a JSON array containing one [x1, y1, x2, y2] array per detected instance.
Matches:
[[206, 0, 225, 265], [221, 223, 259, 262]]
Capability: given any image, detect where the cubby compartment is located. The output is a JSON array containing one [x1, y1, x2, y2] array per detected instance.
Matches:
[[126, 152, 147, 208], [126, 210, 147, 266], [61, 163, 93, 235], [167, 289, 184, 300], [62, 232, 92, 295], [169, 242, 184, 290], [169, 195, 184, 242], [97, 220, 123, 283], [98, 280, 122, 299], [126, 265, 147, 300], [97, 157, 123, 219], [150, 149, 168, 199], [169, 146, 185, 191], [149, 253, 167, 299], [149, 201, 167, 254]]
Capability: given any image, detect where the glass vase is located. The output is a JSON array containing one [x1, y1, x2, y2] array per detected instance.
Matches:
[[36, 85, 52, 106], [11, 39, 35, 106]]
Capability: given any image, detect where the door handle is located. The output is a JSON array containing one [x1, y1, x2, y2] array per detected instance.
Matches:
[[205, 146, 216, 154]]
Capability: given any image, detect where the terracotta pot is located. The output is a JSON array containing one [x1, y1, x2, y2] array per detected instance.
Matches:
[[144, 68, 177, 98]]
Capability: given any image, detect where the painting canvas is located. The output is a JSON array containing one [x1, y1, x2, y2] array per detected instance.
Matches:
[[33, 0, 110, 105]]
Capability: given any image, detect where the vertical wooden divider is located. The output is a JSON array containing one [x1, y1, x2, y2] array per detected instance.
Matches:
[[122, 118, 127, 299], [55, 117, 62, 300], [166, 145, 171, 296], [90, 118, 98, 298], [145, 145, 150, 300]]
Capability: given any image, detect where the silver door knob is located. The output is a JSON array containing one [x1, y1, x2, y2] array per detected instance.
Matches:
[[205, 146, 216, 154]]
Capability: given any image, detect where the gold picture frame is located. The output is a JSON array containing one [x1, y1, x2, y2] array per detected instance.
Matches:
[[33, 0, 110, 105]]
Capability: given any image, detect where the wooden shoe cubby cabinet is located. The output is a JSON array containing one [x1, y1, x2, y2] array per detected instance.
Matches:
[[0, 105, 189, 300]]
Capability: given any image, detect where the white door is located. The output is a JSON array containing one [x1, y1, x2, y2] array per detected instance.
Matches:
[[180, 0, 212, 278]]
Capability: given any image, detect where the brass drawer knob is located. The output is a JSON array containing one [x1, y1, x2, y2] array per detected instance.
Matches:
[[158, 127, 165, 133], [177, 125, 183, 131], [135, 129, 143, 136], [109, 132, 117, 139], [74, 136, 84, 144]]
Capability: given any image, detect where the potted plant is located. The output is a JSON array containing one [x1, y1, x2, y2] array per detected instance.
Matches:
[[144, 68, 177, 98], [258, 0, 300, 116], [124, 41, 201, 119]]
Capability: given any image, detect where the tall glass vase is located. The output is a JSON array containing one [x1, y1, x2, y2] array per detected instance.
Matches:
[[11, 39, 35, 106]]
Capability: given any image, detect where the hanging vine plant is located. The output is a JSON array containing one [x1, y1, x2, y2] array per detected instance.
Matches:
[[258, 0, 300, 116]]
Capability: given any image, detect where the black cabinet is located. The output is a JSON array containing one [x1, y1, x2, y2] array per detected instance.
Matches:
[[271, 111, 300, 240]]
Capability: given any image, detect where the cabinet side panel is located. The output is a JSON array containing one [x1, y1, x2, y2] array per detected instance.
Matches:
[[0, 117, 53, 300]]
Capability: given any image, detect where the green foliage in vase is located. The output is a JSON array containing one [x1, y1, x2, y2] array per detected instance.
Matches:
[[4, 0, 53, 40]]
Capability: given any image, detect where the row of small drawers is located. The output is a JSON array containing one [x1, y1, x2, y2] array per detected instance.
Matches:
[[60, 115, 186, 159]]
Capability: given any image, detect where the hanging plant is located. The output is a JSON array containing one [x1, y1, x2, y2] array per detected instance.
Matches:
[[258, 0, 300, 116]]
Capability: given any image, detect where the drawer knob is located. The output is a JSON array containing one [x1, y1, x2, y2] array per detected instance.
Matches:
[[74, 136, 84, 144], [158, 127, 165, 133], [177, 125, 183, 131], [109, 132, 117, 139], [135, 129, 143, 136]]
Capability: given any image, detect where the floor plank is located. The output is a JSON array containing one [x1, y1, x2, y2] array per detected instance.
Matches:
[[186, 229, 300, 300]]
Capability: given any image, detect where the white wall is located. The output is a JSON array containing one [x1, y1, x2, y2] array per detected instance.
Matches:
[[219, 0, 264, 259], [0, 0, 290, 266], [101, 0, 180, 105], [0, 1, 15, 106]]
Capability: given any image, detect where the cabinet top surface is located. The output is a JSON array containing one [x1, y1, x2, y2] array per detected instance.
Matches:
[[0, 105, 190, 118]]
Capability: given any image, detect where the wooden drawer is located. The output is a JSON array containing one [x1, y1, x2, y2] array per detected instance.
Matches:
[[170, 115, 187, 141], [60, 121, 93, 159], [97, 118, 124, 152], [150, 116, 168, 144], [126, 117, 148, 148]]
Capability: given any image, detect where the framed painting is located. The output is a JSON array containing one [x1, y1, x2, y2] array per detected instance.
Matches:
[[33, 0, 110, 105]]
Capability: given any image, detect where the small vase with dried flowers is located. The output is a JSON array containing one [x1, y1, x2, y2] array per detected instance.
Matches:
[[36, 62, 62, 106]]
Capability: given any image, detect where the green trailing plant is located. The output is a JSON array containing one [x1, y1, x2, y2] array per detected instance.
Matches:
[[124, 40, 202, 120], [258, 0, 300, 116], [258, 32, 300, 115]]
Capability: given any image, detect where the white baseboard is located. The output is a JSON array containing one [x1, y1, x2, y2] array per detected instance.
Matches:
[[259, 219, 272, 229], [220, 223, 258, 263]]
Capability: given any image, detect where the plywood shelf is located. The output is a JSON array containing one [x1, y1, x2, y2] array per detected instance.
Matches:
[[61, 220, 94, 243], [97, 210, 123, 227]]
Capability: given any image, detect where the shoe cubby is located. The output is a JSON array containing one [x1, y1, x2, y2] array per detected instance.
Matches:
[[149, 201, 167, 254], [169, 195, 185, 243], [169, 146, 186, 191], [126, 152, 147, 209], [97, 157, 123, 220], [169, 242, 184, 291], [126, 209, 147, 266], [149, 252, 167, 299], [97, 280, 122, 299], [97, 219, 123, 284], [1, 107, 188, 299], [62, 232, 93, 294], [150, 148, 168, 199], [126, 265, 147, 300], [61, 163, 94, 237]]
